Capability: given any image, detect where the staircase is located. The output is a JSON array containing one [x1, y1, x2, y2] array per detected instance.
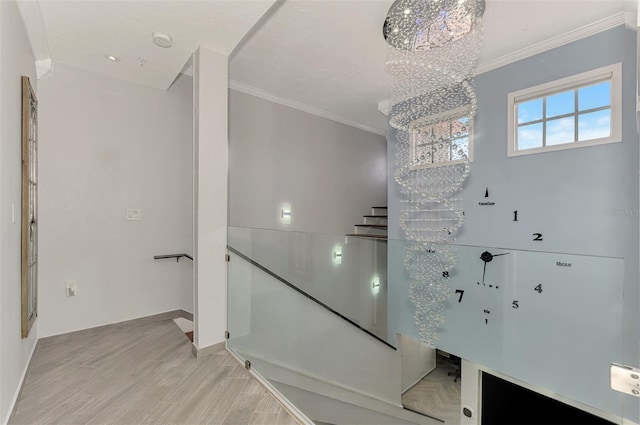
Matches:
[[346, 206, 388, 240]]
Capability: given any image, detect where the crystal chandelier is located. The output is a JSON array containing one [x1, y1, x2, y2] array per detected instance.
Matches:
[[385, 0, 485, 346], [383, 0, 484, 52]]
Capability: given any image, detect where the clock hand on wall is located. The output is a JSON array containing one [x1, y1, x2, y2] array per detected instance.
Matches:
[[479, 251, 509, 286]]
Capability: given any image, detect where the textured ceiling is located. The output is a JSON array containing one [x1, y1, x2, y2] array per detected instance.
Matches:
[[31, 0, 635, 133], [230, 0, 633, 134], [39, 0, 277, 90], [480, 0, 631, 62], [230, 0, 394, 134]]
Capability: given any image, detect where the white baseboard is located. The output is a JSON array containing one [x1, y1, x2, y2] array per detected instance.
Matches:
[[3, 339, 38, 425], [191, 340, 226, 358], [401, 366, 436, 395]]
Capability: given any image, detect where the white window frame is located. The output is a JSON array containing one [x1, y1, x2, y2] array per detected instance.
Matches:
[[409, 107, 474, 170], [507, 62, 622, 157]]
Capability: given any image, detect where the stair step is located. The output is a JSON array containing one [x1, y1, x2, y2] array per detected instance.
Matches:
[[354, 225, 387, 236], [363, 215, 388, 225], [345, 234, 388, 240], [371, 206, 388, 215]]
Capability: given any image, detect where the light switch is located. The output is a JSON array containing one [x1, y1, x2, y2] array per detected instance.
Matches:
[[126, 208, 141, 221]]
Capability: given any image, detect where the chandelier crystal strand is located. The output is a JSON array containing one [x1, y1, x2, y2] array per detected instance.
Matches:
[[386, 0, 484, 347]]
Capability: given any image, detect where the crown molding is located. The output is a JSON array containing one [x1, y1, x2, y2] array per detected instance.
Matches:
[[228, 80, 386, 136], [379, 13, 630, 107], [15, 0, 51, 79], [476, 12, 628, 75]]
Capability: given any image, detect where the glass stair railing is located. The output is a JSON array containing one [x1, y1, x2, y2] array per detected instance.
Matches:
[[226, 226, 630, 425]]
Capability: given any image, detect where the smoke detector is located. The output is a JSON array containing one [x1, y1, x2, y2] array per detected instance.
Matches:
[[152, 32, 173, 48]]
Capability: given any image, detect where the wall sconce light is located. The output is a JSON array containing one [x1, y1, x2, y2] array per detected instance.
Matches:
[[372, 277, 380, 295], [281, 208, 291, 224], [333, 247, 343, 265]]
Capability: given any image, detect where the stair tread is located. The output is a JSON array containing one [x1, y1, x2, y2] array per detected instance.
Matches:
[[372, 206, 388, 209], [354, 224, 388, 228], [363, 215, 388, 218], [345, 233, 388, 240]]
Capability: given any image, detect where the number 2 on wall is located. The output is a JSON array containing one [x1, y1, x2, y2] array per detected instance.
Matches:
[[533, 233, 543, 241]]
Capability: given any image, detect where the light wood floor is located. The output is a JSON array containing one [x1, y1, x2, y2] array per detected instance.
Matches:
[[401, 356, 461, 424], [9, 317, 300, 425]]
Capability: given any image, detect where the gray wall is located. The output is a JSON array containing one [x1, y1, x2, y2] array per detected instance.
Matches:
[[0, 1, 39, 422], [388, 26, 638, 420], [38, 65, 194, 337], [229, 90, 387, 235]]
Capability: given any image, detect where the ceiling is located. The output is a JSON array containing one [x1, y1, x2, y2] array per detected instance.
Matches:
[[23, 0, 637, 134], [230, 0, 636, 134], [34, 0, 277, 90]]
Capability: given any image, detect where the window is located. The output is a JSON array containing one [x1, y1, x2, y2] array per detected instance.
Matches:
[[507, 63, 622, 157], [410, 115, 472, 169]]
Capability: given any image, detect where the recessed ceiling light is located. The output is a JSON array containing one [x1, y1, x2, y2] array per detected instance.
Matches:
[[105, 55, 120, 62], [152, 32, 173, 48]]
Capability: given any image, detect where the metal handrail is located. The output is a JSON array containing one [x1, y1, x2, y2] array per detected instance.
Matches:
[[227, 245, 396, 351], [153, 253, 193, 262]]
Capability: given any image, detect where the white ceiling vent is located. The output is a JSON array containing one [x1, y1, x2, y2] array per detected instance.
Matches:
[[152, 32, 173, 48]]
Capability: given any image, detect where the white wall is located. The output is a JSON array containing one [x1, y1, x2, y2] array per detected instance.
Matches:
[[0, 1, 39, 423], [37, 65, 193, 338], [399, 335, 436, 393], [228, 226, 388, 341], [193, 47, 228, 350], [228, 90, 387, 235], [227, 90, 389, 346]]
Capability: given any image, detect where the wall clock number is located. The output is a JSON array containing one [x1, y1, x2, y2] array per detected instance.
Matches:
[[455, 289, 464, 303], [442, 271, 449, 278], [533, 233, 543, 241], [512, 300, 519, 309], [513, 210, 518, 221], [485, 188, 489, 198], [534, 284, 543, 293]]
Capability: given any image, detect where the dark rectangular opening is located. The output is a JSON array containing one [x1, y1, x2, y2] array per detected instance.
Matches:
[[481, 372, 615, 425]]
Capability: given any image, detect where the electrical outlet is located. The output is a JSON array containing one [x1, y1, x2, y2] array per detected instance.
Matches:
[[66, 281, 77, 297]]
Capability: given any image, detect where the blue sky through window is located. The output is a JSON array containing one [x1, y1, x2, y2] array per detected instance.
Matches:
[[546, 90, 574, 117], [579, 81, 610, 110], [516, 80, 611, 150]]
